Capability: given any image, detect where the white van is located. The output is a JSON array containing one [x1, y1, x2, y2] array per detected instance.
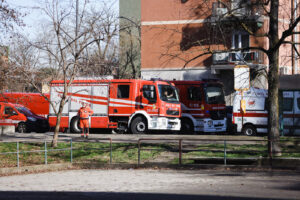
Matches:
[[232, 87, 300, 136]]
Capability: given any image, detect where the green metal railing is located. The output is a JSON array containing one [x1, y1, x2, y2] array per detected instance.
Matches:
[[0, 137, 299, 168], [0, 138, 113, 168]]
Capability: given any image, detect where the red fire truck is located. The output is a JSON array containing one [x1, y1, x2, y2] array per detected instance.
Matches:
[[171, 80, 227, 134], [49, 79, 181, 134]]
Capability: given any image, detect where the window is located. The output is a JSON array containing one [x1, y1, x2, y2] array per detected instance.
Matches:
[[205, 86, 225, 104], [264, 98, 268, 111], [297, 98, 300, 110], [143, 85, 156, 102], [117, 85, 130, 99], [187, 87, 202, 101], [4, 107, 14, 115], [283, 98, 293, 112], [158, 85, 179, 103], [232, 33, 250, 61], [232, 33, 249, 49]]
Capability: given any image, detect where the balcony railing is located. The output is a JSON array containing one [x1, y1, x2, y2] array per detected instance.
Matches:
[[211, 1, 263, 22], [212, 50, 263, 65]]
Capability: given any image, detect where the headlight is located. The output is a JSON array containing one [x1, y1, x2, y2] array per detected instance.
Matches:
[[207, 120, 213, 126], [27, 117, 37, 122]]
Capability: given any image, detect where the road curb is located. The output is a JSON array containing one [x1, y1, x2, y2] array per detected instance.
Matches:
[[190, 157, 300, 169], [0, 163, 300, 176], [0, 163, 74, 176]]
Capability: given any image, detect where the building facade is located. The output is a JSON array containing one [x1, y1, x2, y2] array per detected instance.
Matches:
[[120, 0, 300, 105]]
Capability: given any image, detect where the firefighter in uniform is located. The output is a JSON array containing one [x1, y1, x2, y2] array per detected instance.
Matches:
[[78, 102, 94, 138]]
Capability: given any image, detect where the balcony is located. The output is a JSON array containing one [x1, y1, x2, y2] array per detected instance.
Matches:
[[212, 50, 263, 65], [210, 1, 264, 30]]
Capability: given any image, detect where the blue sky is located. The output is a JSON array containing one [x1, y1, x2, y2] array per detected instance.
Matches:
[[6, 0, 119, 39]]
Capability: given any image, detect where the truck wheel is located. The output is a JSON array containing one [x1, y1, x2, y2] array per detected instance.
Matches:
[[242, 124, 257, 136], [70, 116, 81, 133], [17, 122, 27, 133], [131, 116, 147, 134], [180, 118, 194, 134]]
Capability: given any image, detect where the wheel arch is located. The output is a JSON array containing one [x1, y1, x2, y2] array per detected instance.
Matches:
[[181, 113, 197, 127], [17, 121, 28, 133], [242, 122, 256, 130], [70, 115, 81, 133], [242, 123, 257, 135], [128, 111, 150, 128]]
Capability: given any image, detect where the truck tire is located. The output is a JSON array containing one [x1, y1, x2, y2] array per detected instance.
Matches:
[[130, 116, 147, 134], [70, 116, 81, 133], [242, 124, 257, 136], [17, 122, 27, 133], [180, 118, 194, 134]]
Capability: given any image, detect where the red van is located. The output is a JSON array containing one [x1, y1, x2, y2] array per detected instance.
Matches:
[[0, 102, 49, 133]]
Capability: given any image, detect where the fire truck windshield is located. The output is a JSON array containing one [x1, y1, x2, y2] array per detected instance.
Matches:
[[205, 85, 225, 104], [158, 85, 179, 103]]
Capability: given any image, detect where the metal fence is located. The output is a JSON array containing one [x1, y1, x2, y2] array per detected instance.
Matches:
[[0, 138, 113, 168], [0, 137, 299, 168], [137, 138, 269, 165]]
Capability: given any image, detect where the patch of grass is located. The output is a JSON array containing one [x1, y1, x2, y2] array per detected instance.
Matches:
[[0, 139, 300, 168]]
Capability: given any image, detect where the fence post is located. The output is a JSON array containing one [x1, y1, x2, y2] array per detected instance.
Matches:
[[70, 139, 73, 163], [45, 141, 47, 165], [179, 139, 182, 165], [138, 140, 141, 166], [17, 142, 19, 168], [109, 138, 112, 164], [224, 139, 227, 165], [269, 138, 273, 167]]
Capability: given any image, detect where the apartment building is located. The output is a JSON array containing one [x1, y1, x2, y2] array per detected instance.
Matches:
[[119, 0, 300, 104]]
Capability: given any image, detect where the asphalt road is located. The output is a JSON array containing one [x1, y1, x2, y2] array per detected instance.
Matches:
[[0, 169, 299, 200]]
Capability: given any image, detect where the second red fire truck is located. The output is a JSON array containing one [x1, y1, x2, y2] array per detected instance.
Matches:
[[171, 80, 227, 134], [49, 79, 181, 134]]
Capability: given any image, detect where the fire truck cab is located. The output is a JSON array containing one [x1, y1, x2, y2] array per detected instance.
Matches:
[[171, 80, 227, 134], [49, 79, 181, 134]]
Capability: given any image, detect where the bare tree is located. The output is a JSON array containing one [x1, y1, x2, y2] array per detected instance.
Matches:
[[9, 0, 121, 147], [160, 0, 300, 156], [5, 0, 120, 146], [0, 0, 23, 91], [24, 0, 103, 147], [0, 0, 23, 39], [79, 4, 119, 77]]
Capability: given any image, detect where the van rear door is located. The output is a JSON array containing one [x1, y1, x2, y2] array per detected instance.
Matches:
[[293, 91, 300, 135], [282, 91, 294, 134]]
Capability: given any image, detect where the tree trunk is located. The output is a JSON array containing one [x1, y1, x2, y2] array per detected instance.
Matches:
[[267, 53, 281, 157], [52, 97, 67, 147], [267, 0, 281, 157], [52, 114, 61, 147]]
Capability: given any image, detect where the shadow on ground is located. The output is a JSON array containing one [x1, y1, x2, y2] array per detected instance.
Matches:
[[0, 191, 289, 200]]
